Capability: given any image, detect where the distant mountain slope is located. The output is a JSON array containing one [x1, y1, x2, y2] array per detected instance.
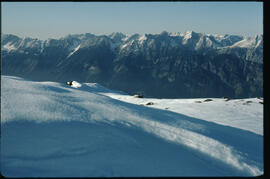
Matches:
[[1, 31, 263, 98], [1, 76, 263, 177]]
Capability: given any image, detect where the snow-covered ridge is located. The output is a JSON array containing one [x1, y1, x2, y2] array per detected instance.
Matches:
[[66, 45, 80, 59], [230, 35, 263, 48], [2, 42, 17, 52], [1, 31, 263, 57], [1, 76, 263, 177]]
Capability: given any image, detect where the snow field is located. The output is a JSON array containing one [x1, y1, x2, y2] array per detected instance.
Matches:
[[103, 93, 263, 135], [1, 76, 264, 177]]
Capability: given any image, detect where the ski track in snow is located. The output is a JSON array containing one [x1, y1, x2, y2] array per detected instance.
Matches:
[[1, 75, 263, 177]]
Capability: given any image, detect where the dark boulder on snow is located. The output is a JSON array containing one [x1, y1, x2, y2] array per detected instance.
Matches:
[[134, 94, 144, 98], [243, 101, 253, 105], [66, 81, 73, 86]]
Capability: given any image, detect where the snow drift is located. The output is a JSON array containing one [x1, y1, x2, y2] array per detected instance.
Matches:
[[1, 76, 263, 177]]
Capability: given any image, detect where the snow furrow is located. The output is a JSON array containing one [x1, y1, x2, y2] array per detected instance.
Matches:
[[105, 114, 262, 176]]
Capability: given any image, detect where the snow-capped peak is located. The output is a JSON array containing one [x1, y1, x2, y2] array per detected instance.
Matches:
[[1, 31, 262, 55], [183, 30, 194, 40], [109, 32, 126, 42], [138, 34, 147, 44]]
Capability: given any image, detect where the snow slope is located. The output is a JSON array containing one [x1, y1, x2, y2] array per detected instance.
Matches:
[[1, 76, 263, 177], [102, 93, 263, 135]]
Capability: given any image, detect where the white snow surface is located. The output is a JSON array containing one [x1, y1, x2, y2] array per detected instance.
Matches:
[[184, 30, 193, 40], [138, 34, 147, 44], [1, 76, 263, 177], [231, 38, 256, 48], [70, 81, 82, 88], [66, 44, 80, 58], [2, 42, 17, 52], [103, 93, 263, 135]]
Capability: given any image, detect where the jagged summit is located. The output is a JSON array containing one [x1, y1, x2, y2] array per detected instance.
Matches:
[[109, 32, 126, 41], [2, 31, 262, 48], [1, 30, 263, 64]]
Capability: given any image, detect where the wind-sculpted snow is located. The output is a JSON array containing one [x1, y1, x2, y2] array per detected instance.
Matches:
[[1, 76, 263, 177]]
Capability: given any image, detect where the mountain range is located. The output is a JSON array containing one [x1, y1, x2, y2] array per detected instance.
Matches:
[[1, 31, 263, 98]]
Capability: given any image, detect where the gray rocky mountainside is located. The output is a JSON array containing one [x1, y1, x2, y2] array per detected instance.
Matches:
[[1, 31, 263, 98]]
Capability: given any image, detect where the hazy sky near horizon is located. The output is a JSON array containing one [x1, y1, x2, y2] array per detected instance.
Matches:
[[2, 2, 263, 40]]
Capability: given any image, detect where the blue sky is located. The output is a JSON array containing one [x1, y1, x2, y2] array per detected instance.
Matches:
[[2, 2, 263, 40]]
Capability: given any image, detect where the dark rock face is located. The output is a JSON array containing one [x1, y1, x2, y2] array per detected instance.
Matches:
[[1, 31, 263, 98]]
